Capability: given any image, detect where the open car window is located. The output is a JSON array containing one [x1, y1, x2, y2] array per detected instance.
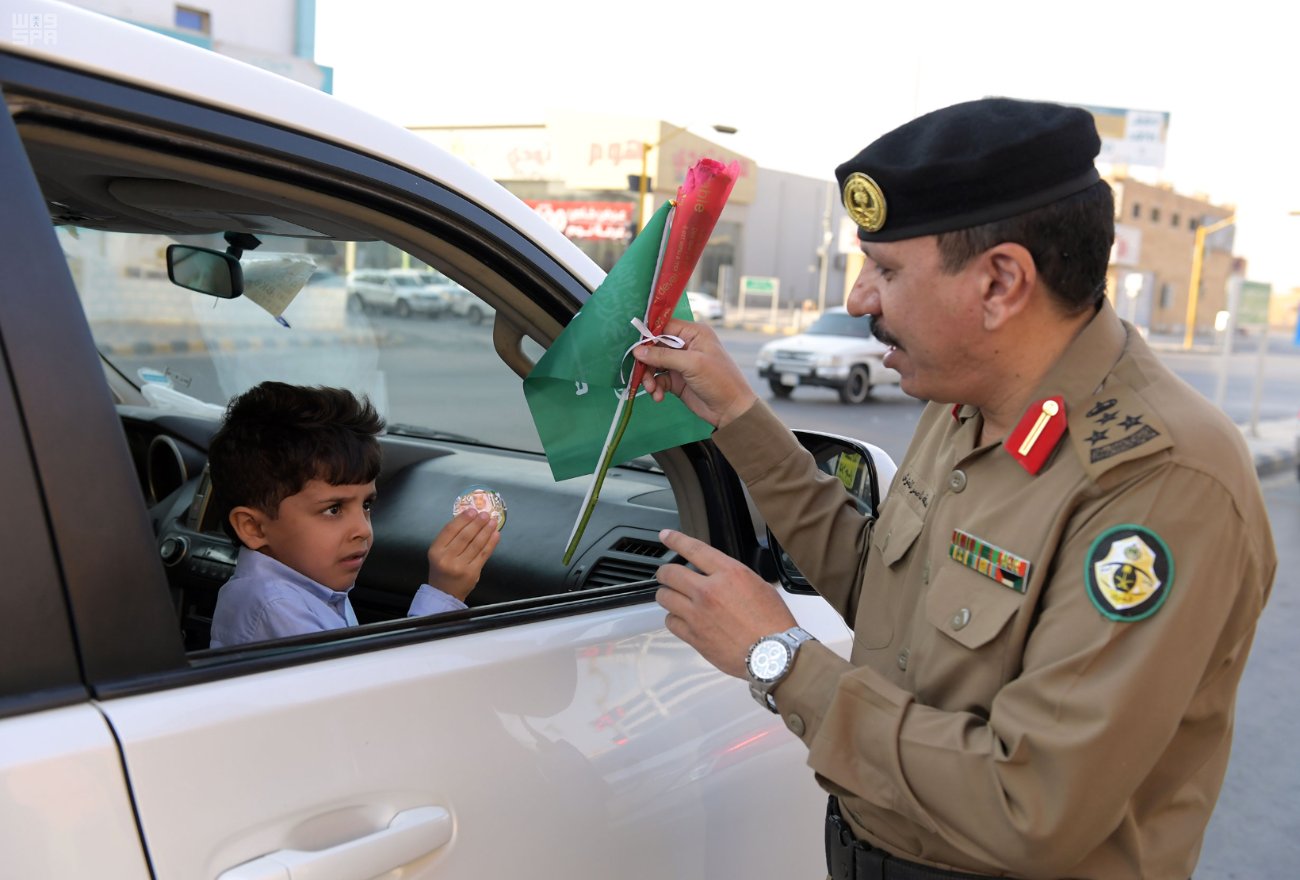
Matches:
[[12, 105, 714, 661]]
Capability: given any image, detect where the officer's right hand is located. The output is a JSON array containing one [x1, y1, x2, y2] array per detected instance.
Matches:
[[631, 318, 757, 429]]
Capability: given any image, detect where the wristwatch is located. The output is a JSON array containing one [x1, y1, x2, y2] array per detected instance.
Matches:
[[746, 626, 816, 713]]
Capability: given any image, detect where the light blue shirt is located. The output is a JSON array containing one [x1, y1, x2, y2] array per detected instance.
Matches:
[[209, 548, 467, 648]]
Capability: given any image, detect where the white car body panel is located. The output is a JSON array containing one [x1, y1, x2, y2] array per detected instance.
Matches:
[[106, 598, 846, 879], [0, 705, 152, 878]]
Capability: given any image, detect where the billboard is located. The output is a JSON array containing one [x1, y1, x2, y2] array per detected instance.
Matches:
[[1077, 104, 1170, 169]]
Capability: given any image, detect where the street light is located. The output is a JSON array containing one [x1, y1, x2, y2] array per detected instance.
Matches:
[[1182, 214, 1235, 351], [636, 122, 737, 233]]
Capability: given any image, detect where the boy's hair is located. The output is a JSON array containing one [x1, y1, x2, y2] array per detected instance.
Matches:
[[208, 382, 385, 543]]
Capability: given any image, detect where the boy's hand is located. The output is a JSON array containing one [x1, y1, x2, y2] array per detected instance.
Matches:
[[427, 509, 501, 601]]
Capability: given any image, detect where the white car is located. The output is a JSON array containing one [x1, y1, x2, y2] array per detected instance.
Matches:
[[0, 3, 894, 879], [756, 307, 902, 403], [346, 268, 454, 317], [686, 290, 724, 321]]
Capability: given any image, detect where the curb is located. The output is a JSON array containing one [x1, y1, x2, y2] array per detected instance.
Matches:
[[97, 328, 391, 357]]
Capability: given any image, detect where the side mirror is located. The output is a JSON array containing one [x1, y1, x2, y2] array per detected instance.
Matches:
[[166, 245, 243, 298], [767, 430, 897, 594]]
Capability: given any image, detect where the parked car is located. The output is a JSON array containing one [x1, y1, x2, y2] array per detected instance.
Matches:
[[428, 270, 497, 324], [346, 267, 454, 317], [756, 307, 902, 403], [0, 4, 894, 878], [686, 290, 724, 322]]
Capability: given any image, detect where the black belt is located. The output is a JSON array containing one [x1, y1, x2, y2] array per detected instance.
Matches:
[[826, 797, 992, 880]]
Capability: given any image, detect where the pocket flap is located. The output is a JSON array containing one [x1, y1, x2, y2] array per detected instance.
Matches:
[[873, 498, 925, 568], [925, 566, 1023, 650]]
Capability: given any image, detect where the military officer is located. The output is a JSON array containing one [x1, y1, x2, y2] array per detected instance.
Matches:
[[631, 97, 1275, 879]]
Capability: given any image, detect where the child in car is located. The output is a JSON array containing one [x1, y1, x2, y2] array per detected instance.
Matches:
[[207, 381, 500, 648]]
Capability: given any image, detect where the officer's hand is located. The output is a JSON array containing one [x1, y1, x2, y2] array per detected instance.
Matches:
[[631, 319, 757, 430], [654, 528, 798, 679], [427, 509, 501, 601]]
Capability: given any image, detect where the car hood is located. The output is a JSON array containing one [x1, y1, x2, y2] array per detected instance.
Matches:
[[761, 333, 889, 357]]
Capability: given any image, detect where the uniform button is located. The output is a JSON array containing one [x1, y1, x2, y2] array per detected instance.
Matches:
[[922, 560, 931, 585], [896, 649, 909, 671], [950, 608, 972, 631], [786, 714, 807, 737], [948, 470, 968, 493]]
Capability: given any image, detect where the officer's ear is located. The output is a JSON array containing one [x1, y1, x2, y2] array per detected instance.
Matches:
[[977, 242, 1037, 332]]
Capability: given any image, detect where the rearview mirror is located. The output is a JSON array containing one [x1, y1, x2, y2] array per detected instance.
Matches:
[[166, 245, 243, 298], [768, 430, 897, 594]]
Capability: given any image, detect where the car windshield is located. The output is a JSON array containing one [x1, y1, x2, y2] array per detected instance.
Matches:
[[807, 311, 876, 338], [66, 227, 544, 453]]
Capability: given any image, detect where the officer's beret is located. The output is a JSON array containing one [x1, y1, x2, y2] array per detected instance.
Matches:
[[835, 97, 1101, 242]]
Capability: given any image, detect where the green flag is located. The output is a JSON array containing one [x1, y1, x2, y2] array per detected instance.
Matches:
[[523, 203, 713, 482]]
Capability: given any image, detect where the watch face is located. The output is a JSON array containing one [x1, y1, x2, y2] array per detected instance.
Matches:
[[748, 639, 791, 682]]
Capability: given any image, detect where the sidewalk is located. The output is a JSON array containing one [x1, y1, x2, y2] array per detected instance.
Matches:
[[1240, 417, 1297, 480]]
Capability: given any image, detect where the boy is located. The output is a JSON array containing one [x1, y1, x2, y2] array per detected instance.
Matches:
[[207, 381, 500, 648]]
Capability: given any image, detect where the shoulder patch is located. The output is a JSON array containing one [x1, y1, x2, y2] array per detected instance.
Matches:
[[1085, 525, 1174, 621], [1071, 387, 1172, 479]]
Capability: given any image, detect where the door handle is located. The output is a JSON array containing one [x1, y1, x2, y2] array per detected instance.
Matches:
[[217, 805, 452, 880]]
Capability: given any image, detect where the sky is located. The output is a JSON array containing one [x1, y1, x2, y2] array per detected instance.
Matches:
[[315, 0, 1300, 292]]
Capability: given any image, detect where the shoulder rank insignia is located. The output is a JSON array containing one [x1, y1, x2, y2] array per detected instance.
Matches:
[[1004, 396, 1067, 475], [1085, 525, 1173, 621]]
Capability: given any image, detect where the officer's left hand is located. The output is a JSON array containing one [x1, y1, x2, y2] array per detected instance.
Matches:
[[655, 529, 798, 679]]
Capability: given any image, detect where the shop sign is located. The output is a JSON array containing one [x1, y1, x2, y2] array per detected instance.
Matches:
[[526, 200, 633, 241]]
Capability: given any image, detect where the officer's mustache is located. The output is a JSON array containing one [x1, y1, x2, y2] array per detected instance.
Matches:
[[871, 318, 901, 350]]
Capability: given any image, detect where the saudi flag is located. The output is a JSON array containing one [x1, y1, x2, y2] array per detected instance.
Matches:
[[523, 202, 714, 482]]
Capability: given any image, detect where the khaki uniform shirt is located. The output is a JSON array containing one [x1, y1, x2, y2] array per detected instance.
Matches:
[[714, 302, 1274, 879]]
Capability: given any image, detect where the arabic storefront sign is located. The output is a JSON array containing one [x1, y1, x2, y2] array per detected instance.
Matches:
[[526, 200, 634, 241]]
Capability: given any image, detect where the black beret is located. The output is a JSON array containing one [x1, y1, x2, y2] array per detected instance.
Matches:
[[835, 97, 1101, 242]]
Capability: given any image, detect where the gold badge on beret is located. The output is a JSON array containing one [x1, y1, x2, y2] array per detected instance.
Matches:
[[842, 172, 887, 233]]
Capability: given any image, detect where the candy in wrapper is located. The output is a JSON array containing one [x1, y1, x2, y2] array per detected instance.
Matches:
[[453, 486, 507, 531]]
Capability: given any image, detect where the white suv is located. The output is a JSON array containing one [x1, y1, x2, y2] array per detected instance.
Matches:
[[346, 268, 454, 317], [757, 307, 903, 403], [0, 3, 893, 878]]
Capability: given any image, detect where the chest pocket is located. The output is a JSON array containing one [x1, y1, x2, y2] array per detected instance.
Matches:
[[873, 495, 926, 568], [924, 565, 1022, 650], [916, 566, 1025, 707]]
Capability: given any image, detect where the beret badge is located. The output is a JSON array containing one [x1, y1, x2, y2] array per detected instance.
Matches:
[[842, 172, 887, 233]]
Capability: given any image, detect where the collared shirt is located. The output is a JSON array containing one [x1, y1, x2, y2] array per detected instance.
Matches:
[[715, 300, 1275, 879], [209, 548, 466, 648]]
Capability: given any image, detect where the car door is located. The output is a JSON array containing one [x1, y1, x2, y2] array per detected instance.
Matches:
[[0, 84, 152, 879], [1, 27, 850, 880]]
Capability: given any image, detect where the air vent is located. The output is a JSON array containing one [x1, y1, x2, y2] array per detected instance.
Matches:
[[584, 557, 658, 588], [610, 536, 668, 558]]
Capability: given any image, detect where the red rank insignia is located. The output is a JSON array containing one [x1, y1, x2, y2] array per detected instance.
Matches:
[[1004, 395, 1067, 475]]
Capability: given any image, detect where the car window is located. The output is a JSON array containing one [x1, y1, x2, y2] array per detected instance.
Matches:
[[12, 109, 700, 662]]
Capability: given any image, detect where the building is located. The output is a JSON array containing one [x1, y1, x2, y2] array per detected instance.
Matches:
[[1107, 177, 1236, 337], [410, 115, 853, 314], [58, 0, 330, 91]]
